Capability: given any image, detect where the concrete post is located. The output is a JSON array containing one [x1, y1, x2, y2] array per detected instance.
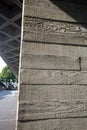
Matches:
[[17, 0, 87, 129]]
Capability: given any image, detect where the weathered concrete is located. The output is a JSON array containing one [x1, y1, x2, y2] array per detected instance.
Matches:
[[24, 0, 87, 23], [20, 69, 87, 85], [18, 0, 87, 129], [23, 17, 87, 46], [81, 57, 87, 70], [22, 55, 80, 70], [18, 118, 87, 130], [19, 85, 87, 120], [22, 42, 87, 57]]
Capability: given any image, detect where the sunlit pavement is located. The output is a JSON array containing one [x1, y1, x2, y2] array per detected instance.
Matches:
[[0, 90, 18, 130]]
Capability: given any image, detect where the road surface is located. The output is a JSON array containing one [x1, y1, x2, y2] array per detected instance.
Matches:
[[0, 90, 18, 130]]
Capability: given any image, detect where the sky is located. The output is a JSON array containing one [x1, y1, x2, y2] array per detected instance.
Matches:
[[0, 57, 7, 72]]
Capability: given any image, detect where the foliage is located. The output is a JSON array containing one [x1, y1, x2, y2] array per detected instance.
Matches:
[[0, 66, 17, 82]]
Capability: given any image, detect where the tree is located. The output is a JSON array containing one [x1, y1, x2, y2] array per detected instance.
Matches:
[[0, 66, 17, 83]]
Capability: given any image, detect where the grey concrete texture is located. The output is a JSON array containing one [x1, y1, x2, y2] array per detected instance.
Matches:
[[23, 17, 87, 46], [22, 42, 87, 57], [20, 69, 87, 85], [24, 0, 87, 23], [18, 84, 87, 121], [21, 55, 80, 70], [18, 0, 87, 129], [18, 118, 87, 130], [19, 85, 87, 101]]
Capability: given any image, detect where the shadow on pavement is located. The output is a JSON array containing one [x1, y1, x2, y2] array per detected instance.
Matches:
[[0, 90, 13, 101]]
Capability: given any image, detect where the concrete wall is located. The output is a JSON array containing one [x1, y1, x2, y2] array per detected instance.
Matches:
[[17, 0, 87, 129]]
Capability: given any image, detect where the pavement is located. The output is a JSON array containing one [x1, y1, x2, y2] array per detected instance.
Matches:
[[0, 90, 18, 130]]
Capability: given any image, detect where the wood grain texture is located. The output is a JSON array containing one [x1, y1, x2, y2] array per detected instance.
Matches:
[[20, 69, 87, 85], [21, 55, 80, 70]]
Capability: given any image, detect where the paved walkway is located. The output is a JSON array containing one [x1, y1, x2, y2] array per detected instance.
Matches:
[[0, 90, 18, 130]]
